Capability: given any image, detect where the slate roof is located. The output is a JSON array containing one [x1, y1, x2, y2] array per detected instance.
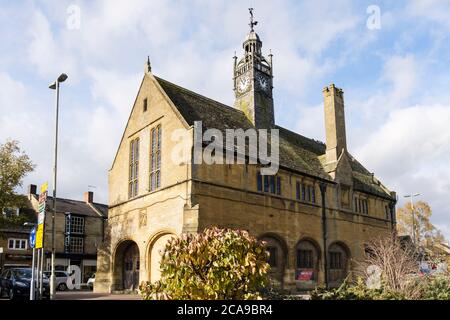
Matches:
[[43, 196, 108, 218], [155, 76, 394, 200], [0, 226, 32, 234], [157, 77, 253, 131]]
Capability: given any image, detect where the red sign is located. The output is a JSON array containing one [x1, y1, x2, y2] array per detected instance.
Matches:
[[297, 270, 313, 281]]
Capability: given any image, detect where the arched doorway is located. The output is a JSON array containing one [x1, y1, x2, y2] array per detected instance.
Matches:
[[113, 240, 140, 291], [328, 242, 350, 288], [149, 233, 176, 283], [259, 234, 287, 289], [295, 238, 321, 290], [123, 242, 140, 290]]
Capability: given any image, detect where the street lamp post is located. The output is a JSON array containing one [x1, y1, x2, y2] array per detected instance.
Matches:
[[404, 193, 421, 246], [49, 73, 68, 300]]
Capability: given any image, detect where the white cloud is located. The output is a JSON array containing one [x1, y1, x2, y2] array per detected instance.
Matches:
[[295, 103, 326, 142], [380, 54, 418, 105], [346, 54, 421, 135], [407, 0, 450, 29], [0, 72, 54, 195], [27, 10, 78, 80], [354, 104, 450, 238]]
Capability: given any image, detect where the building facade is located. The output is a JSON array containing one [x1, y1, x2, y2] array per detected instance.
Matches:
[[27, 185, 108, 283], [0, 204, 38, 271], [0, 227, 33, 271], [95, 15, 396, 293]]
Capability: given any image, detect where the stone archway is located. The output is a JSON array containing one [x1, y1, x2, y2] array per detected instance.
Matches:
[[295, 238, 321, 290], [112, 240, 140, 291], [328, 242, 351, 288], [148, 233, 176, 283], [259, 233, 288, 289]]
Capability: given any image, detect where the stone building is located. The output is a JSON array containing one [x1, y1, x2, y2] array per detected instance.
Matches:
[[95, 13, 396, 293], [0, 225, 34, 271], [27, 185, 108, 283], [0, 204, 40, 271]]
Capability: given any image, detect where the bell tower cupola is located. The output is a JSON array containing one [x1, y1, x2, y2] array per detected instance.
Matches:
[[233, 8, 274, 128]]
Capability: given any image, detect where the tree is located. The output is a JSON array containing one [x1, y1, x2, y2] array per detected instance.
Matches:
[[311, 233, 450, 300], [140, 227, 270, 300], [396, 201, 446, 257], [0, 140, 35, 214], [358, 234, 418, 293]]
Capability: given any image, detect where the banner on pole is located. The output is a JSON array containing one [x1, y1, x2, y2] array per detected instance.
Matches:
[[35, 182, 48, 249], [35, 224, 44, 249]]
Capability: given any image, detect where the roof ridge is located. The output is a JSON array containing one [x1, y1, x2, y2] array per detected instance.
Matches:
[[155, 76, 245, 115], [46, 195, 107, 207], [276, 125, 326, 147], [87, 202, 107, 217]]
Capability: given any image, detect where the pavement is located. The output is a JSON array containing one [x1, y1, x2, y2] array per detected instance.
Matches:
[[55, 291, 142, 300], [1, 290, 142, 300]]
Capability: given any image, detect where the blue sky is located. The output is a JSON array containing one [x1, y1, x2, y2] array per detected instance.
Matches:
[[1, 0, 450, 240]]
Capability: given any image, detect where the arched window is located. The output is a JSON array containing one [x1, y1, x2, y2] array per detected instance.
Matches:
[[296, 239, 320, 282], [328, 243, 350, 286]]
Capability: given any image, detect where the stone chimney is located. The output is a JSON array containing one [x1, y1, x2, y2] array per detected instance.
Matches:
[[84, 191, 94, 204], [28, 184, 37, 196], [323, 84, 347, 164]]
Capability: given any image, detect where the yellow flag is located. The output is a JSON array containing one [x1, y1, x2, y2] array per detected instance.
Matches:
[[40, 182, 48, 194]]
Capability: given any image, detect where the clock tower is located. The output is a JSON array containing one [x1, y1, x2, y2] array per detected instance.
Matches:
[[233, 8, 274, 128]]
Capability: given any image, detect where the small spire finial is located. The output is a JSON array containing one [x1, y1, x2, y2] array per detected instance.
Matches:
[[145, 55, 152, 73], [248, 8, 258, 32]]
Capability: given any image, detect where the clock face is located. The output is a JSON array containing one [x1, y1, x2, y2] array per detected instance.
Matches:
[[238, 76, 250, 93], [257, 74, 269, 92]]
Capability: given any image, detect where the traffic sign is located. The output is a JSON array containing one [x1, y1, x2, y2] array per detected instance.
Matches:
[[29, 227, 37, 248], [35, 224, 44, 249]]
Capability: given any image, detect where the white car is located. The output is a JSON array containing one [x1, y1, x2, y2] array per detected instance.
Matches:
[[87, 273, 95, 290], [43, 271, 70, 291]]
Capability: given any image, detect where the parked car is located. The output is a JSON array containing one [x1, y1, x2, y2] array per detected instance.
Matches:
[[87, 273, 95, 290], [0, 268, 50, 300], [43, 271, 70, 291]]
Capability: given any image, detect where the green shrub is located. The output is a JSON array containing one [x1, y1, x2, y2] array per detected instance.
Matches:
[[310, 278, 406, 300], [311, 275, 450, 300], [421, 275, 450, 300], [140, 227, 270, 300]]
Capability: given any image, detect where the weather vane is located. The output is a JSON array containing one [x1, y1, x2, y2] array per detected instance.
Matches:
[[249, 8, 258, 32]]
